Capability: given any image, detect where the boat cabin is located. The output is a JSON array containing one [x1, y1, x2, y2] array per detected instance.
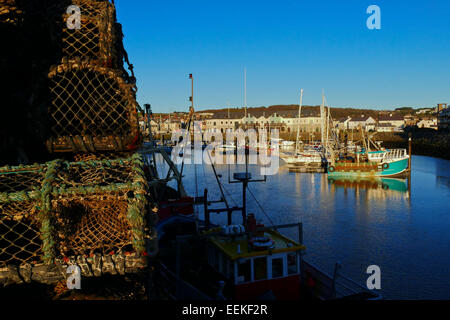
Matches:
[[205, 224, 306, 299]]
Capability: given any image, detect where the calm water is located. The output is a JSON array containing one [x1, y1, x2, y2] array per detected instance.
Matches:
[[158, 154, 450, 299]]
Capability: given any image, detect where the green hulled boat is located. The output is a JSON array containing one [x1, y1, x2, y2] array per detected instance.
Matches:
[[328, 149, 409, 178]]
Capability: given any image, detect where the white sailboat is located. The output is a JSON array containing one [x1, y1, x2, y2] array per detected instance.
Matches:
[[281, 90, 327, 167]]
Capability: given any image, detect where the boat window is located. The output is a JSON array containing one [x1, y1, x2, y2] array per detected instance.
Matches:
[[253, 257, 268, 280], [237, 259, 251, 283], [287, 253, 298, 275], [271, 257, 284, 278]]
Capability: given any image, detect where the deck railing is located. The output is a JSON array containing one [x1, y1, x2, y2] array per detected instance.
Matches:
[[301, 260, 381, 300]]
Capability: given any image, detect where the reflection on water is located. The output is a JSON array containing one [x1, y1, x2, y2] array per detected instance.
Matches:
[[158, 154, 450, 299], [328, 177, 410, 203]]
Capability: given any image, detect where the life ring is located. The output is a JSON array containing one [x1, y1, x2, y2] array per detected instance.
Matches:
[[328, 166, 335, 172], [382, 163, 389, 169], [249, 237, 275, 251]]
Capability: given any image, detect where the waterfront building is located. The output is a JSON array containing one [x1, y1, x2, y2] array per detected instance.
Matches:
[[404, 114, 419, 127], [348, 115, 377, 131], [417, 117, 438, 130], [416, 108, 434, 115], [205, 112, 243, 133], [376, 123, 398, 132], [336, 117, 351, 130], [438, 104, 450, 131], [377, 114, 405, 131]]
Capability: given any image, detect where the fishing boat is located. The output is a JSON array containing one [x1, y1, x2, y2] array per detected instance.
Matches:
[[147, 79, 380, 301], [155, 202, 382, 300], [283, 150, 325, 166], [328, 148, 409, 177], [281, 90, 336, 169], [367, 150, 388, 162], [202, 216, 305, 300], [150, 148, 381, 300]]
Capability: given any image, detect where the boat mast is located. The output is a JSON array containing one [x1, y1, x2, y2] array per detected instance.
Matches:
[[244, 67, 247, 120], [326, 105, 330, 150], [295, 89, 303, 154], [320, 90, 326, 146]]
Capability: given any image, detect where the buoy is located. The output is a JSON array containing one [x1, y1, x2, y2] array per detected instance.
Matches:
[[249, 236, 275, 250]]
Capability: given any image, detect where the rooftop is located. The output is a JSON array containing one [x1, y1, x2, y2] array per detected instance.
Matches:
[[207, 228, 305, 261], [378, 115, 405, 121], [349, 115, 373, 122]]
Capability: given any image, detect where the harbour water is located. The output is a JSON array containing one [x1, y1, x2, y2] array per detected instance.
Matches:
[[158, 155, 450, 299]]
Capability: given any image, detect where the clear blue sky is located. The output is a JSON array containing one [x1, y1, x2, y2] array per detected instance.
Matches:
[[115, 0, 450, 113]]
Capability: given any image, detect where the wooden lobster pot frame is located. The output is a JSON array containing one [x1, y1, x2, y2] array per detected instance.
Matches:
[[0, 153, 157, 286], [46, 58, 140, 153], [0, 166, 45, 269], [61, 0, 120, 68], [1, 0, 118, 64]]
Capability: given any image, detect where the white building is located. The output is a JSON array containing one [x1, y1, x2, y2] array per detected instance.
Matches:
[[376, 123, 396, 132], [348, 116, 377, 131], [417, 118, 438, 130], [378, 114, 405, 131]]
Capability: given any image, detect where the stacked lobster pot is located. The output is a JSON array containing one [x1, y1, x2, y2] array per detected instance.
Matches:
[[0, 154, 158, 286], [0, 0, 158, 287], [46, 0, 140, 154]]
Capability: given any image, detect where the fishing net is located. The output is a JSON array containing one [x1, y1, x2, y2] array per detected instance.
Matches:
[[0, 167, 44, 267], [61, 0, 118, 67], [0, 0, 24, 25], [47, 58, 140, 153], [53, 193, 133, 257], [72, 152, 133, 162], [0, 153, 157, 285]]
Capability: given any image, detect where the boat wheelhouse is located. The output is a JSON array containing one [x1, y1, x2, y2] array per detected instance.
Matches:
[[205, 219, 305, 300]]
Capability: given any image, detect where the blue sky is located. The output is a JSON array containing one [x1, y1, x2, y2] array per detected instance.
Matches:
[[115, 0, 450, 113]]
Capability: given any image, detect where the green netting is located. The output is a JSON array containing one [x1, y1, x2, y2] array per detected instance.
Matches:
[[0, 153, 155, 270]]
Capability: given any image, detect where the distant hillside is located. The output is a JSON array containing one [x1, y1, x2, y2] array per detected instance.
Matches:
[[199, 105, 403, 119]]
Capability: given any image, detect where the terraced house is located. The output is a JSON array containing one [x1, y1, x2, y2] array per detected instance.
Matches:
[[204, 109, 323, 134]]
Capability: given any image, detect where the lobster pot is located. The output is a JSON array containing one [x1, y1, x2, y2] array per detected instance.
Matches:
[[61, 0, 120, 67], [47, 58, 140, 153], [0, 154, 157, 285], [0, 166, 44, 269], [51, 155, 146, 257]]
